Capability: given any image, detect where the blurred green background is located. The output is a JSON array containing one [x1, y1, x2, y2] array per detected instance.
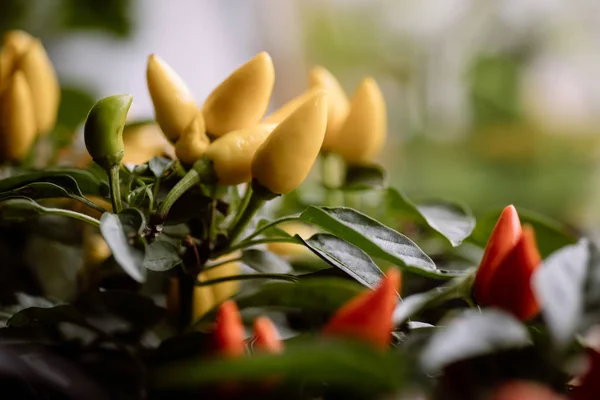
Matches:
[[3, 0, 600, 230]]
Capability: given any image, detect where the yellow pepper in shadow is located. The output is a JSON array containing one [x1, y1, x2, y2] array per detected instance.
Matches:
[[0, 30, 60, 136], [194, 259, 241, 320], [309, 66, 349, 151], [267, 221, 316, 260], [123, 122, 175, 165], [0, 71, 36, 162], [251, 90, 328, 194], [333, 77, 386, 165], [204, 123, 276, 185], [203, 52, 274, 137], [174, 112, 209, 166], [147, 54, 199, 142]]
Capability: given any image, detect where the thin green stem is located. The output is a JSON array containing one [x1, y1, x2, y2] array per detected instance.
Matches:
[[241, 215, 299, 243], [195, 273, 298, 287], [212, 237, 298, 258], [231, 183, 253, 227], [43, 207, 101, 227], [72, 195, 108, 214], [321, 152, 344, 206], [226, 191, 265, 245], [155, 157, 214, 221], [202, 256, 244, 272], [107, 165, 123, 213]]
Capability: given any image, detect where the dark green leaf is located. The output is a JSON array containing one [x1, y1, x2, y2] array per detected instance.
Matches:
[[420, 310, 531, 373], [0, 169, 103, 195], [241, 249, 292, 273], [343, 164, 386, 191], [152, 338, 405, 395], [299, 233, 383, 288], [144, 240, 181, 272], [386, 188, 475, 246], [236, 277, 363, 315], [298, 206, 457, 279], [470, 207, 577, 258], [99, 212, 145, 282], [84, 290, 166, 329], [8, 304, 89, 329], [0, 197, 44, 221]]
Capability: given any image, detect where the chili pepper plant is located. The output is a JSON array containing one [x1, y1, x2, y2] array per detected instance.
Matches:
[[0, 30, 598, 400]]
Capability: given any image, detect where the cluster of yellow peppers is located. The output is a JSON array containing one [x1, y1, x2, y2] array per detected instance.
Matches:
[[146, 51, 387, 193], [0, 30, 60, 163]]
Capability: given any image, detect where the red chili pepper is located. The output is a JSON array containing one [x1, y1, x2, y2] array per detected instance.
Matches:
[[473, 205, 542, 320], [571, 349, 600, 400], [253, 316, 283, 354], [214, 300, 246, 358], [323, 268, 401, 349], [489, 380, 566, 400]]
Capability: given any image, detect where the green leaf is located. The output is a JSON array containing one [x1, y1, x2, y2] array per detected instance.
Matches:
[[143, 240, 181, 272], [0, 178, 106, 213], [148, 157, 172, 178], [236, 277, 364, 315], [533, 239, 600, 348], [470, 207, 577, 258], [343, 164, 386, 191], [299, 233, 383, 288], [420, 309, 531, 373], [99, 212, 145, 282], [393, 273, 475, 326], [0, 169, 104, 195], [298, 206, 458, 279], [8, 304, 90, 330], [152, 338, 405, 395], [84, 290, 166, 329], [241, 249, 292, 273], [386, 188, 475, 247], [0, 197, 45, 221]]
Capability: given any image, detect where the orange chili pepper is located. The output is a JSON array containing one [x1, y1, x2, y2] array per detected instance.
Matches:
[[473, 205, 542, 320], [489, 380, 566, 400], [253, 316, 283, 354], [213, 300, 246, 358], [322, 268, 401, 349]]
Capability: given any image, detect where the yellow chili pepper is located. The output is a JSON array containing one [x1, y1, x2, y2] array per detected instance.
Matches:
[[267, 221, 316, 259], [334, 77, 386, 164], [0, 71, 36, 163], [83, 230, 112, 267], [251, 90, 328, 194], [204, 124, 276, 185], [123, 122, 175, 165], [308, 66, 350, 151], [0, 30, 60, 137], [193, 255, 242, 320], [263, 87, 321, 125], [147, 54, 199, 142], [174, 112, 210, 166], [17, 39, 60, 135], [203, 52, 274, 137]]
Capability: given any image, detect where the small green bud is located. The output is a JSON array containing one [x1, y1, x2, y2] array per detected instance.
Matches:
[[84, 94, 133, 170]]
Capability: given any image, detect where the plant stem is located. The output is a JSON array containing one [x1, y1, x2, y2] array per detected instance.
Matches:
[[227, 191, 265, 245], [107, 165, 123, 213], [43, 207, 101, 227], [155, 157, 214, 221], [202, 256, 244, 272], [211, 237, 298, 258], [241, 215, 299, 243], [231, 183, 253, 227], [321, 152, 343, 206], [195, 273, 298, 287]]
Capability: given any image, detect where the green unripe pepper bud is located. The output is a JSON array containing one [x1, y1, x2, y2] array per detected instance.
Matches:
[[84, 94, 133, 171]]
